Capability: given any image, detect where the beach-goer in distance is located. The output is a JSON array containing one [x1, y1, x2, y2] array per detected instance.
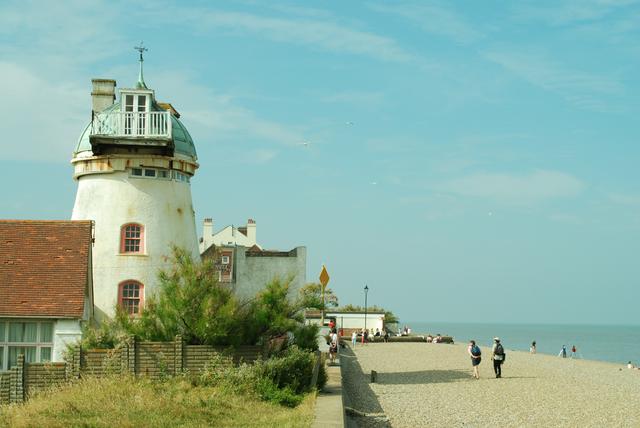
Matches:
[[426, 334, 433, 343], [468, 340, 482, 379], [530, 341, 537, 354], [571, 345, 577, 358], [492, 337, 506, 378], [435, 334, 442, 343], [351, 331, 357, 347], [383, 329, 389, 343], [559, 345, 567, 358], [628, 361, 634, 369], [364, 329, 369, 343], [375, 328, 381, 337]]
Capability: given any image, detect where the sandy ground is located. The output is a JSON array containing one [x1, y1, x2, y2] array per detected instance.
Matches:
[[340, 342, 640, 427]]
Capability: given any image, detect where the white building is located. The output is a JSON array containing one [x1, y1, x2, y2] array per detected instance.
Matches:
[[71, 53, 199, 319], [199, 218, 258, 253], [200, 218, 306, 300], [305, 310, 386, 335]]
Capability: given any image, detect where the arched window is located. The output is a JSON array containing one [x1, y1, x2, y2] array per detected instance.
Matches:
[[118, 281, 144, 315], [120, 223, 144, 253]]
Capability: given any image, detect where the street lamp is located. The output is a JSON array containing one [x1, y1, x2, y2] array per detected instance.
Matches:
[[364, 285, 369, 336]]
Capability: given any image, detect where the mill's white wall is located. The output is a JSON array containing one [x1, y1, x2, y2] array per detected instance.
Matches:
[[53, 319, 83, 362], [71, 170, 199, 319]]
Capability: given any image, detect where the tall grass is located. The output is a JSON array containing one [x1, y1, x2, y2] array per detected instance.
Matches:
[[0, 375, 315, 428]]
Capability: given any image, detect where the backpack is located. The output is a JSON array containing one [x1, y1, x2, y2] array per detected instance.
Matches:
[[495, 343, 504, 356], [471, 345, 481, 356]]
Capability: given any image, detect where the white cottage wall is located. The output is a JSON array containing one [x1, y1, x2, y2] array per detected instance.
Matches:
[[53, 319, 83, 362]]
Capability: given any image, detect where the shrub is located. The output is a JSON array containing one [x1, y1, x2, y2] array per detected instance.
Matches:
[[292, 323, 319, 352], [255, 346, 315, 395]]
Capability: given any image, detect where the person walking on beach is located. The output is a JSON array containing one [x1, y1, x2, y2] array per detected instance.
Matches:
[[571, 345, 577, 358], [530, 341, 537, 354], [351, 331, 357, 347], [559, 345, 567, 358], [468, 340, 482, 379], [492, 337, 505, 378]]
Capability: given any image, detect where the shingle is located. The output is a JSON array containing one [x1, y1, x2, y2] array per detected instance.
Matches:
[[0, 220, 92, 318]]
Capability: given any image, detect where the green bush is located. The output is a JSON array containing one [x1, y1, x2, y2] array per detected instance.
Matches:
[[197, 346, 321, 407], [292, 323, 319, 352], [254, 378, 303, 407], [255, 346, 315, 395]]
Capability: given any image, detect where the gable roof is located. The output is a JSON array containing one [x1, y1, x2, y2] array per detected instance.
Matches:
[[0, 220, 93, 318]]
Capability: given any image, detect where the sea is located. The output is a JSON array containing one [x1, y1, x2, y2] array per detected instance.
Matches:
[[406, 322, 640, 365]]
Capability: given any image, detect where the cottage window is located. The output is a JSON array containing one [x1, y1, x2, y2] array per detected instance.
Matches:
[[221, 255, 230, 265], [119, 281, 144, 315], [120, 224, 144, 254], [0, 321, 54, 370]]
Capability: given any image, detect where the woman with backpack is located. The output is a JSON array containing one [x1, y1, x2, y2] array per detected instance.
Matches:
[[468, 340, 482, 379]]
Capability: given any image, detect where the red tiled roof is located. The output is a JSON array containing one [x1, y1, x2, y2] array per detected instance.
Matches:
[[0, 220, 93, 318]]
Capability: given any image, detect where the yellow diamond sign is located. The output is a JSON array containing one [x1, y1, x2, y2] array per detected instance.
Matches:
[[319, 265, 330, 287]]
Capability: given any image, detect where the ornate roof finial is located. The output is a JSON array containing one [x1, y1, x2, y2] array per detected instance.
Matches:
[[134, 41, 148, 89]]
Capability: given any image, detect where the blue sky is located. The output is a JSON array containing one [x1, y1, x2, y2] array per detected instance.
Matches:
[[1, 0, 639, 324]]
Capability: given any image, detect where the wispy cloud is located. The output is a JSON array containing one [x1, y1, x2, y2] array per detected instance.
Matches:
[[483, 50, 624, 111], [511, 0, 639, 26], [439, 170, 586, 205], [369, 2, 482, 44], [243, 149, 278, 164], [154, 8, 415, 63]]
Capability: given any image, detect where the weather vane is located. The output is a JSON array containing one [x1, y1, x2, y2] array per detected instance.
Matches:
[[134, 41, 148, 62], [134, 41, 148, 89]]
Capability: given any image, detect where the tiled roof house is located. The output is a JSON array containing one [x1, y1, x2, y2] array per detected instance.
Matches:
[[0, 220, 94, 370]]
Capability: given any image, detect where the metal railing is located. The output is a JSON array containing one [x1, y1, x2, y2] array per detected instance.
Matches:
[[91, 111, 172, 138]]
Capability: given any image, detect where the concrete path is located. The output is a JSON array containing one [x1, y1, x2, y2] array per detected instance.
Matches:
[[312, 358, 344, 428]]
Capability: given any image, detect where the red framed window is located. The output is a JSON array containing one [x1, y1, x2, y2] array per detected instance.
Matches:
[[120, 223, 144, 253], [118, 281, 144, 315]]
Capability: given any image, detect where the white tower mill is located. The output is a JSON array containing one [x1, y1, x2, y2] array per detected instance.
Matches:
[[71, 46, 200, 319]]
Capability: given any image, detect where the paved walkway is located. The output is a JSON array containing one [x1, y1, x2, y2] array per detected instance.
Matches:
[[312, 358, 344, 428]]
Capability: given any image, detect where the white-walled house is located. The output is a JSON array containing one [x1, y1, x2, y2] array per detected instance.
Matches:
[[0, 220, 94, 369], [305, 310, 386, 334], [200, 218, 306, 300], [71, 57, 200, 319]]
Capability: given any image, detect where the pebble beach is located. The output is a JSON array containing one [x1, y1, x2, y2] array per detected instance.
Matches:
[[341, 342, 640, 427]]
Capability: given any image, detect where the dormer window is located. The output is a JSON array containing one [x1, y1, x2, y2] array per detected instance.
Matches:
[[123, 92, 149, 136]]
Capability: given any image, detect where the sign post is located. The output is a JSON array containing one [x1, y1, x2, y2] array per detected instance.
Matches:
[[319, 265, 330, 327]]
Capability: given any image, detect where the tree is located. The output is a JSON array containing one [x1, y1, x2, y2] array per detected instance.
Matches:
[[299, 283, 339, 310], [116, 246, 244, 346]]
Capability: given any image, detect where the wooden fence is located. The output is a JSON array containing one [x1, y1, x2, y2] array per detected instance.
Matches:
[[0, 336, 263, 405]]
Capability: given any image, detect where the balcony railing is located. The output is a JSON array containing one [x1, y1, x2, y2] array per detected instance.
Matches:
[[91, 111, 172, 139]]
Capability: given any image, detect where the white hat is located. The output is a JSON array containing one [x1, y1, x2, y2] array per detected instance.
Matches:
[[494, 337, 500, 341]]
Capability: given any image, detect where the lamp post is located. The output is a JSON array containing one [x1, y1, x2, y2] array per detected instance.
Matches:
[[364, 285, 369, 340]]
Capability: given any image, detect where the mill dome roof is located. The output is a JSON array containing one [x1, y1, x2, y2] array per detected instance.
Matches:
[[74, 101, 197, 160]]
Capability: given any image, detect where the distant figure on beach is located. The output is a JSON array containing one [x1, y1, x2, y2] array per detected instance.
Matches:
[[426, 334, 433, 343], [435, 334, 442, 343], [383, 329, 389, 343], [559, 345, 567, 358], [351, 331, 357, 347], [468, 340, 482, 379], [530, 341, 537, 354], [571, 345, 577, 358], [492, 337, 505, 378], [628, 361, 634, 369], [364, 329, 369, 343]]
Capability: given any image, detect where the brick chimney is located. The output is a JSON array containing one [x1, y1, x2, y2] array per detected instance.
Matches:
[[246, 219, 256, 246], [91, 79, 116, 114]]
